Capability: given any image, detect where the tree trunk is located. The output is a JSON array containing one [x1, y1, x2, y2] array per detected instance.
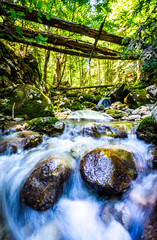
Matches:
[[43, 49, 50, 83]]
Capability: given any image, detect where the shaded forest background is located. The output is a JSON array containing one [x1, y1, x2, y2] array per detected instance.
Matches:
[[0, 0, 156, 90]]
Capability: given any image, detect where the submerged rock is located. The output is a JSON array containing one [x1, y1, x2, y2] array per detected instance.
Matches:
[[0, 131, 42, 154], [80, 147, 137, 196], [20, 154, 72, 211], [67, 110, 114, 121], [80, 124, 127, 138], [27, 117, 64, 136]]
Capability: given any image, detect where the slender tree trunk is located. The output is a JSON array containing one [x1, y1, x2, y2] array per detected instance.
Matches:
[[43, 49, 50, 83]]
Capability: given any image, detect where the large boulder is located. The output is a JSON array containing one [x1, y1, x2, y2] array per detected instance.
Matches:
[[27, 117, 65, 136], [20, 154, 72, 211], [80, 147, 137, 195], [124, 89, 154, 109], [110, 83, 130, 103], [80, 124, 127, 138], [136, 116, 157, 144], [67, 110, 114, 121], [5, 84, 54, 119]]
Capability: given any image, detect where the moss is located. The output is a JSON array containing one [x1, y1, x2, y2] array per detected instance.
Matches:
[[137, 116, 153, 132], [71, 101, 83, 111], [124, 89, 151, 109], [11, 84, 54, 119], [136, 116, 157, 143], [82, 101, 96, 108], [27, 117, 64, 137], [28, 117, 59, 130], [106, 109, 125, 118]]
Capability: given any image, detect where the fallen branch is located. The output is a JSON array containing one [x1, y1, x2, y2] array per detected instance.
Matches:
[[0, 0, 131, 46]]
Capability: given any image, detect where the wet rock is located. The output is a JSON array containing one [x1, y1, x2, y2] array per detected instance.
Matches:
[[152, 106, 157, 125], [136, 116, 157, 144], [80, 124, 127, 138], [20, 154, 72, 211], [0, 131, 42, 154], [141, 202, 157, 240], [96, 98, 111, 110], [67, 110, 114, 121], [71, 146, 89, 160], [105, 109, 127, 119], [1, 121, 28, 135], [0, 139, 17, 154], [110, 83, 130, 103], [28, 117, 64, 136], [124, 89, 154, 109], [145, 85, 157, 99], [80, 147, 137, 195], [132, 105, 151, 117], [110, 101, 127, 110], [17, 131, 42, 150]]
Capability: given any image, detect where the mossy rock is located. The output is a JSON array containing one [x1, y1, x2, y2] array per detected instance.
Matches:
[[28, 117, 64, 136], [106, 109, 126, 119], [79, 93, 95, 103], [70, 101, 83, 111], [136, 116, 157, 143], [82, 101, 96, 109], [124, 89, 153, 109], [10, 84, 54, 119], [80, 147, 137, 195], [66, 91, 79, 98]]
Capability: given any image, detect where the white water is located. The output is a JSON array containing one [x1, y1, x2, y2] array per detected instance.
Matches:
[[0, 121, 157, 240]]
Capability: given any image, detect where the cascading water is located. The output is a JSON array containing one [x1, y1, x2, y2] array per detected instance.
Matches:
[[0, 121, 156, 240]]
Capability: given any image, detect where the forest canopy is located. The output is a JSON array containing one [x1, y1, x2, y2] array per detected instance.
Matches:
[[0, 0, 156, 88]]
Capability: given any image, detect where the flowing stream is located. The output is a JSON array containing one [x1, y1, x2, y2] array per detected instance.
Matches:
[[0, 121, 157, 240]]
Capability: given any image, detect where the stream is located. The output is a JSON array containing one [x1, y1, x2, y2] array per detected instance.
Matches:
[[0, 120, 157, 240]]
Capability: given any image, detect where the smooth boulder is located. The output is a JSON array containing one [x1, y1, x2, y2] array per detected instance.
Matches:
[[80, 147, 137, 195], [67, 110, 114, 121], [20, 154, 72, 211]]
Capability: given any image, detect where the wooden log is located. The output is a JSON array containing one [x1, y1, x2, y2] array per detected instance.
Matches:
[[0, 1, 130, 46], [0, 24, 118, 56], [58, 84, 114, 90]]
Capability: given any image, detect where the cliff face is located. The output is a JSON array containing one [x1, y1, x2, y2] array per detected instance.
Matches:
[[0, 40, 44, 97]]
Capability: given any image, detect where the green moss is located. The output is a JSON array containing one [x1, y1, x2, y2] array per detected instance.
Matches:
[[82, 101, 96, 108], [11, 84, 54, 119], [137, 116, 153, 132], [71, 101, 83, 111], [106, 109, 125, 118], [28, 117, 59, 130]]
